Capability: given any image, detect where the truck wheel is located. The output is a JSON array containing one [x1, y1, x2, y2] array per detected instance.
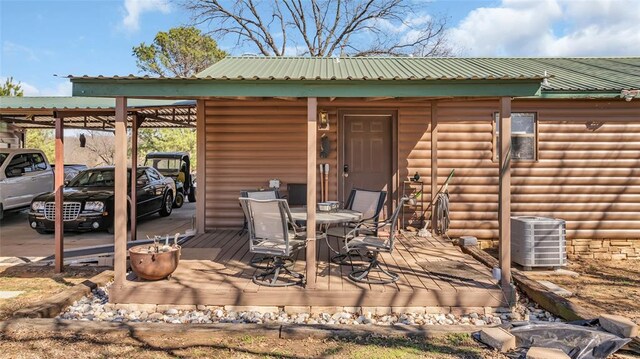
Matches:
[[188, 188, 196, 202], [0, 204, 3, 221], [159, 191, 173, 217], [173, 192, 185, 208]]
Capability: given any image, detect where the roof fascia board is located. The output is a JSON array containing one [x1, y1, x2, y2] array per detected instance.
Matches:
[[537, 91, 625, 99], [72, 79, 542, 98]]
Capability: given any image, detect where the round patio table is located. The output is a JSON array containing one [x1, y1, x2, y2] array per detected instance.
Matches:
[[289, 208, 362, 224]]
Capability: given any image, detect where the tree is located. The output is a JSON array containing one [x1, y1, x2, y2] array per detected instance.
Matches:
[[183, 0, 452, 57], [138, 128, 197, 165], [1, 77, 24, 97], [132, 26, 227, 77], [25, 130, 55, 163]]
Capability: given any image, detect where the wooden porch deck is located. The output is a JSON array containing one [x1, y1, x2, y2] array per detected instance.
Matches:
[[110, 230, 507, 308]]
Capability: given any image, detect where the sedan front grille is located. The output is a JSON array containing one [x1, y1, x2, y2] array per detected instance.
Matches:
[[44, 202, 82, 221]]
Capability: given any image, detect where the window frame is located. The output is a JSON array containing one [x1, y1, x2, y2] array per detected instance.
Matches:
[[492, 112, 538, 162], [29, 153, 48, 172], [5, 154, 32, 178]]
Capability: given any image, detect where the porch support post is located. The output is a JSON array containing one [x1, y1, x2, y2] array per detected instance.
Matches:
[[196, 100, 206, 233], [498, 97, 512, 291], [54, 117, 64, 273], [114, 97, 128, 285], [305, 97, 318, 289], [430, 101, 438, 234], [130, 113, 142, 241]]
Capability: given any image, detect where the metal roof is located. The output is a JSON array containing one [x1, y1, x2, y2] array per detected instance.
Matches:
[[196, 56, 547, 81], [0, 97, 196, 130], [68, 57, 639, 99], [193, 56, 640, 92]]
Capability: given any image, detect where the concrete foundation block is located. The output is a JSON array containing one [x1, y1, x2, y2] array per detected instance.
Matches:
[[599, 314, 639, 338], [224, 306, 280, 313], [310, 306, 342, 314], [526, 347, 570, 359], [459, 236, 478, 246], [478, 327, 516, 352], [450, 307, 484, 315], [391, 307, 426, 315], [424, 306, 451, 314], [342, 306, 361, 314], [284, 306, 311, 314]]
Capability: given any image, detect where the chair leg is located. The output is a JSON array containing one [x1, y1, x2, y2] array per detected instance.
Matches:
[[250, 255, 293, 269], [252, 257, 304, 287], [348, 253, 399, 284], [331, 250, 369, 265]]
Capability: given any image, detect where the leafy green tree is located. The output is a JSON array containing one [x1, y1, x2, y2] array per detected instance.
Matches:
[[0, 77, 24, 96], [2, 77, 53, 161], [132, 26, 227, 77], [138, 128, 197, 165], [25, 130, 55, 163]]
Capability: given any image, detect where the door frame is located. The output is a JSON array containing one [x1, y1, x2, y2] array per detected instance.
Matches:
[[337, 108, 398, 217]]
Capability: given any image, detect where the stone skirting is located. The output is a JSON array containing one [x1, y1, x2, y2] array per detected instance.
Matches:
[[477, 239, 640, 260]]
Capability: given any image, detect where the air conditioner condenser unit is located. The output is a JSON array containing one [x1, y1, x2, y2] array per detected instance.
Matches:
[[511, 216, 567, 270]]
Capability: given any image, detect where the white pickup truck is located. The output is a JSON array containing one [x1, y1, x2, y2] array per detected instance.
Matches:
[[0, 149, 53, 220]]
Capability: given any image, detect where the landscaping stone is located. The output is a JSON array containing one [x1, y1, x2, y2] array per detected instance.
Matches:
[[537, 280, 573, 298], [526, 347, 570, 359], [56, 280, 560, 328], [0, 291, 25, 299], [599, 314, 639, 338], [478, 327, 516, 352]]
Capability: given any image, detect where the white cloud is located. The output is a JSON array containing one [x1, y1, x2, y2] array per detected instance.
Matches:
[[122, 0, 170, 32], [15, 80, 72, 97], [448, 0, 640, 56], [2, 41, 40, 61]]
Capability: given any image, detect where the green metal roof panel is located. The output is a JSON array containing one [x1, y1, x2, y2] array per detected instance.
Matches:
[[0, 96, 194, 110], [193, 56, 640, 92], [196, 56, 547, 81]]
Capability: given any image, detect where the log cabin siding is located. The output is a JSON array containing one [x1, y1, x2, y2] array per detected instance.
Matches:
[[202, 98, 640, 250]]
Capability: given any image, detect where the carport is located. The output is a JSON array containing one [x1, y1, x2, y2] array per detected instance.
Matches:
[[0, 96, 196, 272]]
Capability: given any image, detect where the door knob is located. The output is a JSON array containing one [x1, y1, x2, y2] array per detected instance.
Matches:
[[343, 164, 349, 178]]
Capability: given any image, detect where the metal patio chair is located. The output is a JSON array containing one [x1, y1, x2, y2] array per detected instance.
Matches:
[[238, 188, 280, 235], [327, 189, 386, 264], [239, 189, 284, 268], [343, 196, 409, 284], [239, 198, 324, 287]]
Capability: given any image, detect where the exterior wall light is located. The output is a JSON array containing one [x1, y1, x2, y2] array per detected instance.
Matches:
[[621, 89, 639, 102], [318, 110, 330, 130]]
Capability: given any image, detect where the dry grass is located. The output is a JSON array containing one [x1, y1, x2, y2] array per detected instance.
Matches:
[[525, 259, 640, 324], [0, 330, 506, 359], [0, 265, 107, 320]]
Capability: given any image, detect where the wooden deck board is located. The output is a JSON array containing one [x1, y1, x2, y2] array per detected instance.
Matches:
[[114, 230, 506, 308]]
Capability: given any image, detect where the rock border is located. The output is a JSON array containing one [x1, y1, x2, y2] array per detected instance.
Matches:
[[12, 270, 114, 318]]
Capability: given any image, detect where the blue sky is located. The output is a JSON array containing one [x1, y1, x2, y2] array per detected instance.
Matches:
[[1, 0, 639, 96]]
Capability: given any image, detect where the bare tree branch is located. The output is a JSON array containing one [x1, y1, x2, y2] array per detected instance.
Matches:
[[183, 0, 452, 57]]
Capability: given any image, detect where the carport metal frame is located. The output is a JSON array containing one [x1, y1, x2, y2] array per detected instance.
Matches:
[[0, 99, 196, 273]]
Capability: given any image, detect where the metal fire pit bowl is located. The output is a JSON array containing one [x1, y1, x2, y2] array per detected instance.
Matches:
[[129, 245, 181, 281]]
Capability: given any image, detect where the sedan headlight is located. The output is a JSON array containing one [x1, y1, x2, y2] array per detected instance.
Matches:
[[31, 201, 45, 212], [84, 201, 105, 212]]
